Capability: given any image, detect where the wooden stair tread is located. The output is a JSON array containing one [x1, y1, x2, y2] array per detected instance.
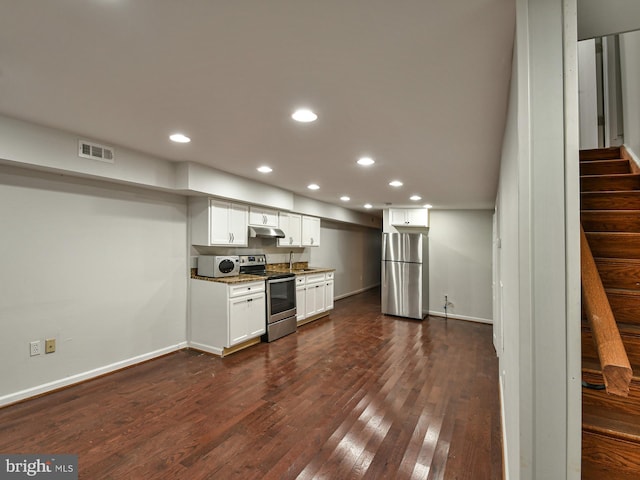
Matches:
[[596, 258, 640, 266], [594, 258, 640, 290], [605, 288, 640, 297], [581, 319, 640, 334], [580, 173, 640, 179], [580, 147, 622, 161], [579, 159, 631, 176], [584, 232, 640, 259], [583, 407, 640, 442], [581, 173, 640, 191], [582, 191, 640, 210], [582, 357, 640, 378], [581, 210, 640, 233]]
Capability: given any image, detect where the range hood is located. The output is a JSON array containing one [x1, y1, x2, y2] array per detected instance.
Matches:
[[248, 225, 286, 239]]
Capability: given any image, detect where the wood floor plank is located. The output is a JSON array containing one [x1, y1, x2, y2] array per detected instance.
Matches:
[[0, 288, 501, 479]]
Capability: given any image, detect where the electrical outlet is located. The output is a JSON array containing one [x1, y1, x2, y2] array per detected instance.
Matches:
[[45, 338, 56, 354], [30, 341, 41, 356]]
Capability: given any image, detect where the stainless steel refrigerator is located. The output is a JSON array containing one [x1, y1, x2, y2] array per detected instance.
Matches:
[[381, 233, 429, 320]]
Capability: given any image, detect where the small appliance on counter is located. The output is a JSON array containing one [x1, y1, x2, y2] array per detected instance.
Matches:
[[197, 255, 240, 278]]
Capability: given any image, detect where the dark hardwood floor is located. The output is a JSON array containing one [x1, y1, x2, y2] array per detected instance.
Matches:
[[0, 289, 502, 479]]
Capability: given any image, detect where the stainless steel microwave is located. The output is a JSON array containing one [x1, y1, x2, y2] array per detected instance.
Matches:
[[197, 256, 240, 278]]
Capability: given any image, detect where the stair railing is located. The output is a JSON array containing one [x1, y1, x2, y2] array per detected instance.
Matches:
[[580, 225, 633, 396]]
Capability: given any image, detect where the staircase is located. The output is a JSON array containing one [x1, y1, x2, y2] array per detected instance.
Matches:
[[580, 146, 640, 479]]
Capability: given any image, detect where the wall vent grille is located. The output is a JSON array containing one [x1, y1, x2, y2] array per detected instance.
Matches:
[[78, 140, 115, 163]]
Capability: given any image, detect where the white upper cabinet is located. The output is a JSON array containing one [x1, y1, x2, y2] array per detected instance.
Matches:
[[190, 197, 248, 246], [249, 207, 279, 227], [278, 212, 302, 247], [389, 208, 429, 227], [301, 216, 321, 247]]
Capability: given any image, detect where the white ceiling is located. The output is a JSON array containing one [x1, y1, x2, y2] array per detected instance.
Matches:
[[0, 0, 515, 212]]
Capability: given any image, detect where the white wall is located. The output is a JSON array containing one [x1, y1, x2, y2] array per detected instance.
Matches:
[[578, 0, 640, 40], [496, 0, 581, 478], [428, 210, 493, 323], [620, 30, 640, 158], [309, 221, 381, 299], [0, 165, 188, 406], [578, 39, 599, 149]]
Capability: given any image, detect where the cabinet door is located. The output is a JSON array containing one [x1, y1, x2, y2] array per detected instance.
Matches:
[[289, 214, 302, 246], [228, 292, 265, 346], [250, 207, 278, 227], [315, 283, 326, 313], [405, 208, 429, 226], [305, 282, 325, 316], [262, 209, 279, 227], [245, 293, 266, 337], [389, 208, 407, 225], [278, 212, 302, 247], [210, 200, 232, 245], [229, 203, 248, 246], [325, 280, 334, 310], [302, 216, 321, 246], [296, 286, 306, 322], [305, 285, 317, 317]]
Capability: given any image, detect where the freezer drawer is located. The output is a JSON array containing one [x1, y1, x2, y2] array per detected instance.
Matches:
[[381, 261, 423, 319]]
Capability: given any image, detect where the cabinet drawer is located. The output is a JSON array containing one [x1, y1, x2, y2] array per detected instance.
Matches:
[[325, 271, 334, 280], [295, 276, 306, 286], [228, 281, 265, 297], [305, 273, 326, 284]]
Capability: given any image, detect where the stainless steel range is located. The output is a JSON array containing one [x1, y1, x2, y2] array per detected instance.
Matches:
[[239, 255, 297, 342]]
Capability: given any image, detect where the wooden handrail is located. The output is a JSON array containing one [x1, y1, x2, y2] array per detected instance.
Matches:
[[581, 224, 633, 396]]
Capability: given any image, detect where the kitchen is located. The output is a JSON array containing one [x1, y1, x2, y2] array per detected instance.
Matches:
[[0, 131, 493, 403]]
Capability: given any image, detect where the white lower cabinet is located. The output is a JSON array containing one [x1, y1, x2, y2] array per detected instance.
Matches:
[[190, 279, 266, 355], [296, 271, 334, 323], [228, 291, 267, 345], [305, 281, 326, 317], [325, 280, 334, 310], [296, 276, 306, 322]]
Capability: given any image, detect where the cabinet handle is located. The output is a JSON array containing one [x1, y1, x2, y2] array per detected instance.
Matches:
[[247, 298, 253, 302]]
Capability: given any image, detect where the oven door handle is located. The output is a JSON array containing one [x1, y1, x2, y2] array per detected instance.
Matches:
[[268, 277, 295, 285]]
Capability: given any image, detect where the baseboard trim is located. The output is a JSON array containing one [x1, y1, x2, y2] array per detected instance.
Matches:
[[499, 376, 509, 480], [187, 341, 224, 357], [334, 283, 380, 301], [428, 310, 493, 324], [622, 144, 640, 173], [0, 342, 188, 408]]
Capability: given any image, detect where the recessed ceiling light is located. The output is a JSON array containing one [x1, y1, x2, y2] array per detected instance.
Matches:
[[357, 157, 375, 166], [364, 203, 373, 209], [169, 133, 191, 143], [340, 196, 350, 201], [292, 109, 318, 123], [389, 180, 403, 187], [410, 195, 422, 201], [257, 166, 273, 173], [307, 183, 320, 190], [424, 204, 433, 209]]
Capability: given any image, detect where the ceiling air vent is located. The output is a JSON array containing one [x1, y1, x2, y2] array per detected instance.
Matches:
[[78, 140, 115, 163]]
